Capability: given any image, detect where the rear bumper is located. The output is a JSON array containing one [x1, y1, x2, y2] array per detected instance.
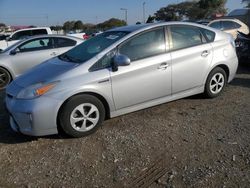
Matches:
[[228, 56, 238, 83]]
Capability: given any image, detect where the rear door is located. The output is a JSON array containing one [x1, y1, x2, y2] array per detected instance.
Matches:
[[169, 25, 213, 94], [10, 37, 55, 76]]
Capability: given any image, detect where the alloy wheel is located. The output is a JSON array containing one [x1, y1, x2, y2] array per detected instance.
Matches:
[[209, 73, 225, 94], [70, 103, 100, 132]]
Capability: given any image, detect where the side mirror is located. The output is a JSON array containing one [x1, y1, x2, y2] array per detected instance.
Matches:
[[112, 54, 131, 72], [6, 37, 11, 41], [10, 48, 19, 55]]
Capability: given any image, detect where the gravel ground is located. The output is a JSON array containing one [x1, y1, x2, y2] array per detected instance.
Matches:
[[0, 64, 249, 188]]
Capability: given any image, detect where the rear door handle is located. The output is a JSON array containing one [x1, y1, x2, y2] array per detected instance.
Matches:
[[158, 62, 169, 70], [201, 50, 210, 57]]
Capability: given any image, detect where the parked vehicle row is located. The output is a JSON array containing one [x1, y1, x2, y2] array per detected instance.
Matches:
[[208, 18, 249, 39], [5, 22, 238, 138], [0, 35, 83, 89], [0, 27, 53, 51]]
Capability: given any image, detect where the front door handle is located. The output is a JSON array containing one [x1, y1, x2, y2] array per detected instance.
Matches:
[[201, 50, 210, 57], [158, 63, 169, 70]]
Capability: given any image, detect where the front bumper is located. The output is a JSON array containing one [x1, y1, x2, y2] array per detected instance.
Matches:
[[5, 94, 61, 136]]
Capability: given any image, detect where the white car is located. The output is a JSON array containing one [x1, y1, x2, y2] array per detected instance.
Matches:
[[0, 27, 52, 50], [208, 18, 249, 39]]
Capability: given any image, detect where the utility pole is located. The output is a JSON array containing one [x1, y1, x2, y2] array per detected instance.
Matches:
[[143, 2, 146, 23], [120, 8, 128, 25]]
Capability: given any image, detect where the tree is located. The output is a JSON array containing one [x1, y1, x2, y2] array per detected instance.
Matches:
[[74, 20, 83, 30], [155, 1, 197, 21], [146, 15, 155, 23], [63, 21, 75, 31], [154, 0, 228, 21], [97, 18, 126, 30], [0, 23, 6, 27]]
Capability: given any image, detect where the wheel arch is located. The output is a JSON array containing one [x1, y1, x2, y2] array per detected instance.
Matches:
[[206, 63, 230, 84], [56, 91, 111, 132], [0, 66, 14, 81]]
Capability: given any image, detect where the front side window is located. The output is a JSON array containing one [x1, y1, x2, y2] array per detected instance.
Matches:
[[18, 38, 53, 52], [118, 27, 166, 61], [170, 25, 205, 50], [59, 31, 128, 63]]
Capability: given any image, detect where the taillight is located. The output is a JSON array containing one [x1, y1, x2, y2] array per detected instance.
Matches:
[[83, 34, 89, 40]]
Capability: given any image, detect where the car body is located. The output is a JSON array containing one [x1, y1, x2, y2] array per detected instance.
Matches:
[[208, 18, 250, 39], [226, 8, 250, 27], [67, 31, 88, 40], [0, 35, 83, 88], [0, 27, 52, 50], [5, 22, 238, 137]]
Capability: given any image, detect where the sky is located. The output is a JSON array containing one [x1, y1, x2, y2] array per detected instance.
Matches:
[[0, 0, 245, 26]]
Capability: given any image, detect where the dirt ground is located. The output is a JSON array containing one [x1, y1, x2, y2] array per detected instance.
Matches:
[[0, 63, 249, 188]]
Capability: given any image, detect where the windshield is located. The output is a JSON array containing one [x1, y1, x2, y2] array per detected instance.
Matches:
[[58, 31, 129, 63]]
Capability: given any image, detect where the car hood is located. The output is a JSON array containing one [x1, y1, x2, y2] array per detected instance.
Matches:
[[12, 57, 79, 88]]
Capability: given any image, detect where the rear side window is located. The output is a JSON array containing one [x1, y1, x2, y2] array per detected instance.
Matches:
[[222, 21, 239, 30], [54, 37, 76, 48], [170, 25, 205, 50], [201, 28, 216, 42], [119, 27, 166, 61], [32, 29, 48, 35]]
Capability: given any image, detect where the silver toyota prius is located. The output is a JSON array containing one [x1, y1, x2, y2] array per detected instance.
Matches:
[[5, 22, 238, 137]]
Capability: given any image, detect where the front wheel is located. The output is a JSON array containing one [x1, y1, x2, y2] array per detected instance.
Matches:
[[0, 67, 11, 89], [59, 94, 105, 138], [204, 67, 227, 98]]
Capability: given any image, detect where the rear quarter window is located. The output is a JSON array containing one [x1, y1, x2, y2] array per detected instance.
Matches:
[[201, 28, 216, 42], [54, 37, 77, 48], [32, 29, 48, 35]]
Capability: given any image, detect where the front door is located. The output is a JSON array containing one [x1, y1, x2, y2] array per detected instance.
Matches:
[[110, 27, 172, 110], [10, 37, 57, 76]]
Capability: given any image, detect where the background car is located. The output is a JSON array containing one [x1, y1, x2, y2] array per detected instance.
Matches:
[[208, 18, 249, 39], [226, 8, 250, 27], [0, 35, 83, 89], [0, 27, 52, 50], [5, 22, 238, 138]]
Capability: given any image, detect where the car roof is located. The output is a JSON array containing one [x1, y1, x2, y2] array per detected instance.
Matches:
[[20, 34, 84, 41], [108, 21, 214, 33], [13, 27, 50, 32]]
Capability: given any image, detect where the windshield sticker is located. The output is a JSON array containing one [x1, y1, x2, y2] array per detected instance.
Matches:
[[106, 35, 119, 40]]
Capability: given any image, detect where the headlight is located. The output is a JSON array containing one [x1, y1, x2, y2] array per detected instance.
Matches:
[[17, 82, 58, 99]]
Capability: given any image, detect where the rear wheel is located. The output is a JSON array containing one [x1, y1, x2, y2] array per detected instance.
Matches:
[[0, 67, 11, 89], [59, 94, 105, 138], [204, 67, 227, 98]]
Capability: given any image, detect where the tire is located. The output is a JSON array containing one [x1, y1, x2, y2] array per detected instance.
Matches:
[[0, 67, 11, 90], [59, 94, 105, 138], [204, 67, 227, 98]]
